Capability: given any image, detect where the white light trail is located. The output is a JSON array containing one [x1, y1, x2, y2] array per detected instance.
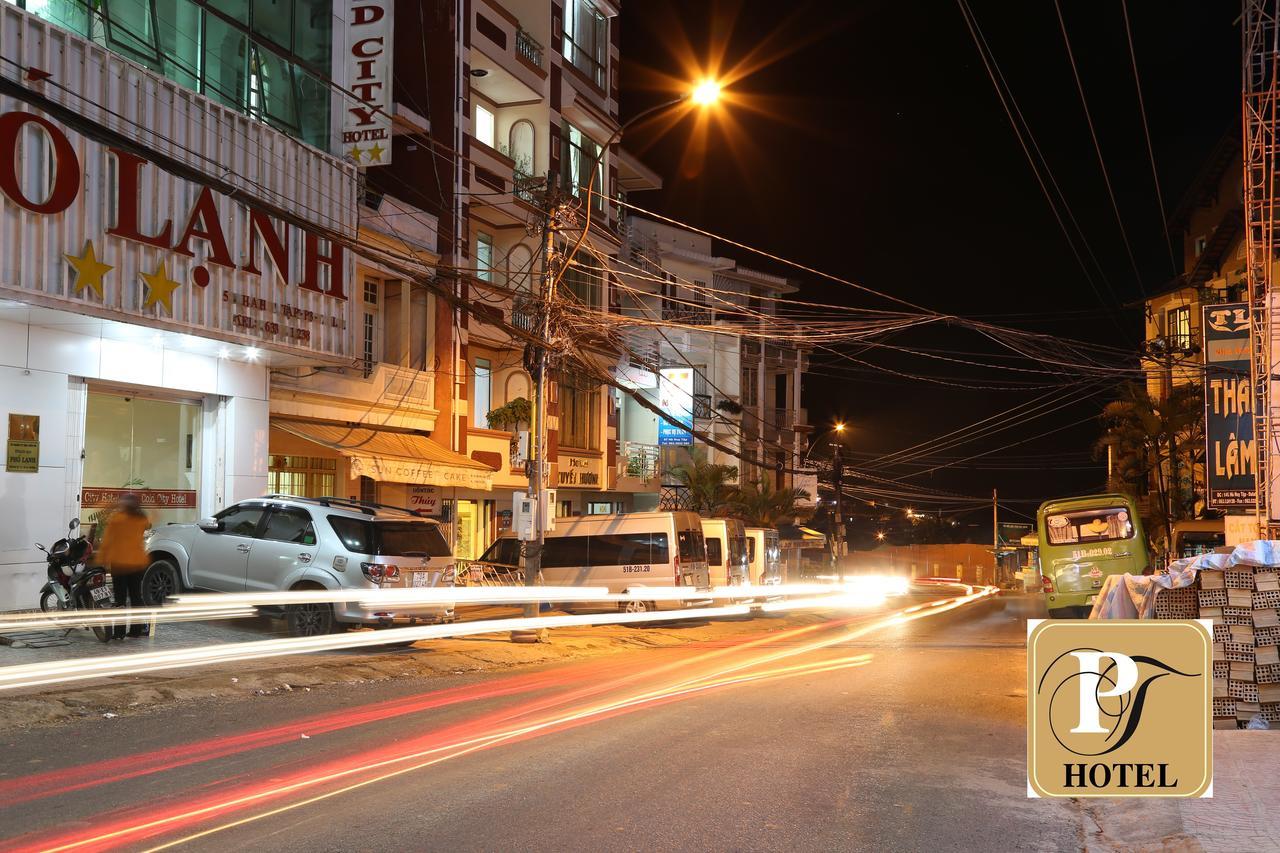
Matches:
[[0, 584, 996, 694]]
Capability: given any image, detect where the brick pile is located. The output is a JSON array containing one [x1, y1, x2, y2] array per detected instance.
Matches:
[[1199, 567, 1280, 729]]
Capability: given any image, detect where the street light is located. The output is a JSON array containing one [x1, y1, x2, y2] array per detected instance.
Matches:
[[691, 78, 721, 106]]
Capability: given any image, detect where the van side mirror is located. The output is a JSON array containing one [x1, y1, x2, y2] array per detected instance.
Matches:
[[197, 517, 222, 533], [68, 518, 80, 531]]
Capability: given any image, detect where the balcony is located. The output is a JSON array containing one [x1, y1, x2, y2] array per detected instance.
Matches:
[[662, 302, 712, 325], [620, 441, 660, 482], [467, 138, 538, 226], [271, 363, 438, 431], [470, 0, 548, 104]]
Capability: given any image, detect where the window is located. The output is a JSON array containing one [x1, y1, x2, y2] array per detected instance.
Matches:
[[474, 358, 492, 429], [742, 367, 759, 407], [563, 0, 607, 86], [1167, 306, 1191, 350], [475, 103, 495, 148], [1194, 235, 1207, 257], [509, 119, 535, 177], [214, 504, 267, 536], [562, 248, 601, 306], [561, 122, 603, 210], [480, 537, 522, 567], [677, 529, 705, 562], [542, 534, 591, 568], [267, 455, 336, 498], [706, 536, 723, 567], [359, 475, 377, 504], [1044, 508, 1135, 545], [10, 0, 332, 149], [477, 233, 495, 283], [558, 374, 600, 449], [262, 507, 316, 544], [541, 532, 668, 568], [327, 517, 452, 556]]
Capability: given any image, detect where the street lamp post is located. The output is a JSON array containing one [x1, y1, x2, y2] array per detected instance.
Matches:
[[515, 80, 722, 639], [832, 422, 846, 578]]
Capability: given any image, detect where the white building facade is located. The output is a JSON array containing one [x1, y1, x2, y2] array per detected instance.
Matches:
[[0, 1, 358, 609]]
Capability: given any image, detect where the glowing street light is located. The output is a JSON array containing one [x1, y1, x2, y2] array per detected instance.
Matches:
[[691, 78, 722, 106], [876, 531, 886, 542], [833, 421, 846, 434]]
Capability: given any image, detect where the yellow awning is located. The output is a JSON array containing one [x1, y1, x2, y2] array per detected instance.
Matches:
[[273, 419, 496, 491]]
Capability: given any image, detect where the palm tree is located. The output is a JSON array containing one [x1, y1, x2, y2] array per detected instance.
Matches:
[[728, 477, 812, 527], [664, 448, 739, 515], [1095, 381, 1203, 555]]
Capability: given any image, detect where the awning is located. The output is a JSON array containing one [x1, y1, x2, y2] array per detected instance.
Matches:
[[273, 419, 496, 491]]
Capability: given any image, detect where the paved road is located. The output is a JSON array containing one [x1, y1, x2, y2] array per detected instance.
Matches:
[[0, 593, 1084, 852]]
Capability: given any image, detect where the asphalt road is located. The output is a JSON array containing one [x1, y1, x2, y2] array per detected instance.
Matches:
[[0, 593, 1084, 852]]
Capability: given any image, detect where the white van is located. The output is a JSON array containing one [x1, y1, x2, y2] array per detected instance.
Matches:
[[701, 518, 749, 587], [745, 527, 782, 586], [475, 511, 711, 612]]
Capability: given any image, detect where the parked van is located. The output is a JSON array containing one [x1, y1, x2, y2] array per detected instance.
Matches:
[[701, 518, 749, 587], [744, 527, 782, 585], [475, 511, 711, 612], [1171, 519, 1226, 560]]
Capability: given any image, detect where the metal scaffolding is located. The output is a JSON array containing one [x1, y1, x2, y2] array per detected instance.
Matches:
[[1243, 0, 1280, 534]]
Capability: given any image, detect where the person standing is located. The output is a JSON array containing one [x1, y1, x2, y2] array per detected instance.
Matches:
[[97, 493, 151, 639]]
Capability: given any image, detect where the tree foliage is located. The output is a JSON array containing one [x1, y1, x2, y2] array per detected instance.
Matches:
[[727, 478, 813, 527], [665, 449, 739, 515]]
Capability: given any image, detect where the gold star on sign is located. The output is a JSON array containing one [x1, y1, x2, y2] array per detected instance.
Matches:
[[65, 240, 113, 299], [366, 142, 385, 163], [349, 144, 364, 163], [140, 260, 182, 314]]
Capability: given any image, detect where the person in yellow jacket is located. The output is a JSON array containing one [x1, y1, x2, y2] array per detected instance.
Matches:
[[96, 493, 152, 639]]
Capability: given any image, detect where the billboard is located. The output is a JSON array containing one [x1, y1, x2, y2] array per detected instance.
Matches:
[[343, 0, 394, 166], [1202, 303, 1256, 510], [657, 367, 694, 446]]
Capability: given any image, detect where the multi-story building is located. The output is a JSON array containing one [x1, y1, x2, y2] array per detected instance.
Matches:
[[0, 0, 361, 608], [615, 215, 811, 509], [1138, 133, 1245, 527]]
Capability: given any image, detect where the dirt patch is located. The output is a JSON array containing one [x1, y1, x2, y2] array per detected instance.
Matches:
[[0, 612, 826, 732]]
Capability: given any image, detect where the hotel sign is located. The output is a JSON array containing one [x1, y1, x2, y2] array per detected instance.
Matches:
[[343, 0, 393, 167], [1202, 304, 1256, 510], [0, 107, 353, 360]]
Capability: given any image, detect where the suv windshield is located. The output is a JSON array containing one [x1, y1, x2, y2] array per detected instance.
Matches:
[[1045, 508, 1133, 546], [328, 516, 452, 556]]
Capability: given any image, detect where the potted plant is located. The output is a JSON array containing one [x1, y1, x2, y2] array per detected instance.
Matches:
[[487, 397, 532, 432]]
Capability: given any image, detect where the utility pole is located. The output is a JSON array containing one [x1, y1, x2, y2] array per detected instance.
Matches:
[[513, 172, 560, 641], [992, 488, 999, 585], [833, 441, 844, 579]]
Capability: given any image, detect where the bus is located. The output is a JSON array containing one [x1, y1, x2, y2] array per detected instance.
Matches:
[[1036, 493, 1149, 618]]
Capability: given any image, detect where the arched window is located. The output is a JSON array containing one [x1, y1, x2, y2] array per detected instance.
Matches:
[[509, 120, 535, 176], [506, 244, 534, 292]]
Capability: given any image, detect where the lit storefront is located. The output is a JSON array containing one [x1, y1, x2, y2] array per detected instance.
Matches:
[[0, 4, 356, 609]]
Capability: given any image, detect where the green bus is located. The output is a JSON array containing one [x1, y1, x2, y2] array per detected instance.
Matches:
[[1036, 493, 1150, 618]]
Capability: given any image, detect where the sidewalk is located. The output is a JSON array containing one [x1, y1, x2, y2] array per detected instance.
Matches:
[[1084, 732, 1280, 852]]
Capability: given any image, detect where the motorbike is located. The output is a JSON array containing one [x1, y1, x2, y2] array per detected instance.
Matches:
[[36, 519, 113, 643]]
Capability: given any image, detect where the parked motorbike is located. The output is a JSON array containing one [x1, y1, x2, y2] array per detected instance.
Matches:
[[36, 519, 113, 643]]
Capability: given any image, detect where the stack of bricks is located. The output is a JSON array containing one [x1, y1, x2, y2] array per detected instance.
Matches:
[[1201, 567, 1280, 729]]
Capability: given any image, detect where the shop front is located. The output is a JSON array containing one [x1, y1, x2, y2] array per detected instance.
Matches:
[[0, 15, 357, 609]]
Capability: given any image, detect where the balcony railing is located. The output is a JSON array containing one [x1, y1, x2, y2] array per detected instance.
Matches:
[[514, 171, 541, 204], [693, 394, 713, 421], [622, 441, 660, 480], [512, 295, 539, 333], [516, 28, 544, 68], [662, 303, 712, 325]]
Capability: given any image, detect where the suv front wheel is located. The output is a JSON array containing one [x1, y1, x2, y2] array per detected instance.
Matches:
[[285, 601, 337, 637]]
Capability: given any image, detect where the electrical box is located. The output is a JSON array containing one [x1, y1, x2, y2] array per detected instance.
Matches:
[[514, 489, 556, 540]]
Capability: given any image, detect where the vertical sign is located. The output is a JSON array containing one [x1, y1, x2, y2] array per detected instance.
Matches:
[[657, 367, 694, 446], [5, 413, 38, 472], [1203, 303, 1256, 509], [344, 0, 393, 167]]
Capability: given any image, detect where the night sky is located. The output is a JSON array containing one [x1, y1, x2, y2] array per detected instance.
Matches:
[[619, 1, 1238, 525]]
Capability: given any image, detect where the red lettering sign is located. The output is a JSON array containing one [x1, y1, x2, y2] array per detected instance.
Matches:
[[0, 111, 80, 214]]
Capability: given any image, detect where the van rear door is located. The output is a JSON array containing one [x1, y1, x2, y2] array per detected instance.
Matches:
[[677, 527, 710, 589]]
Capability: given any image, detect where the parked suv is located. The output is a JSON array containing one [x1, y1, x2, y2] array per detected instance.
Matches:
[[143, 495, 456, 636]]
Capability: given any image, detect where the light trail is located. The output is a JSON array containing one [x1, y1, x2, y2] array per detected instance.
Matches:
[[6, 587, 996, 853], [0, 604, 258, 633], [0, 581, 930, 693]]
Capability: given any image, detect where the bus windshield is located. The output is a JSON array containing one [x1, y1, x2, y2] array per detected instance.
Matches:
[[1044, 507, 1133, 545]]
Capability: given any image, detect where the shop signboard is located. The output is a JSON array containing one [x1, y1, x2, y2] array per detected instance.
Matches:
[[5, 413, 38, 472], [81, 488, 197, 508], [0, 107, 354, 360], [407, 485, 442, 516], [657, 367, 694, 446], [557, 454, 602, 488], [1202, 304, 1256, 510], [342, 0, 393, 166]]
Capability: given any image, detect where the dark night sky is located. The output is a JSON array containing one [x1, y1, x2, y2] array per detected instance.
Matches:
[[619, 1, 1238, 523]]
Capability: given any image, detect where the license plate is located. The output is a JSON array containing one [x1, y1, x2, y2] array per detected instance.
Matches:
[[412, 571, 435, 588], [90, 585, 111, 602]]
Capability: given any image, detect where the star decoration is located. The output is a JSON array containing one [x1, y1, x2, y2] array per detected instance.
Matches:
[[349, 144, 364, 163], [65, 240, 113, 299], [366, 142, 385, 163], [140, 260, 182, 314]]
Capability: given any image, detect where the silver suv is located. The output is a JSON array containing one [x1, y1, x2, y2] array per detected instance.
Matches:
[[143, 495, 456, 636]]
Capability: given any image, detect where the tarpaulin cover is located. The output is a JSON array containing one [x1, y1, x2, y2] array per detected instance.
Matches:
[[1088, 540, 1280, 619]]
